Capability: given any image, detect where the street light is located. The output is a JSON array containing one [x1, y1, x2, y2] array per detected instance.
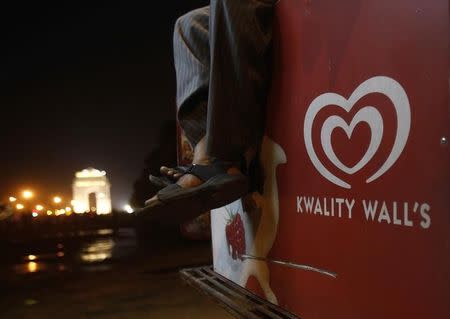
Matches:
[[123, 204, 134, 214], [35, 205, 44, 211], [9, 196, 17, 202], [53, 196, 62, 204], [16, 203, 24, 210], [22, 190, 34, 199]]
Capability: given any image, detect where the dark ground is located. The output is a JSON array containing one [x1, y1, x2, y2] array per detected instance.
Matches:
[[0, 228, 232, 318]]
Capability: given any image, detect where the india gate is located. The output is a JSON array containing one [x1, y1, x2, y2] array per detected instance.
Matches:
[[72, 168, 112, 214]]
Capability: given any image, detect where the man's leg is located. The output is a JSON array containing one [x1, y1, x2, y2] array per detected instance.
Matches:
[[144, 1, 276, 217], [206, 0, 276, 162], [170, 0, 276, 178], [159, 7, 210, 182], [173, 6, 210, 150]]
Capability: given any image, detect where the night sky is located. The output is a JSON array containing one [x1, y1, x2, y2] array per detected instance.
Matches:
[[0, 1, 208, 208]]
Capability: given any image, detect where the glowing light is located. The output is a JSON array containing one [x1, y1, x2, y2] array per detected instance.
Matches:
[[65, 207, 71, 212], [47, 210, 53, 216], [53, 196, 62, 204], [80, 238, 114, 262], [28, 255, 37, 261], [16, 203, 24, 210], [75, 168, 106, 178], [32, 212, 38, 218], [56, 251, 65, 257], [22, 190, 34, 199], [96, 201, 111, 215], [80, 253, 110, 262], [35, 205, 44, 211], [28, 262, 38, 273], [9, 196, 17, 202], [97, 229, 113, 235], [55, 209, 65, 216], [123, 204, 134, 214], [73, 168, 112, 214], [72, 200, 84, 214], [74, 181, 106, 187]]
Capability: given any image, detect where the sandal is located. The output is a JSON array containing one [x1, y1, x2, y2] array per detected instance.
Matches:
[[148, 166, 189, 190], [138, 160, 249, 225]]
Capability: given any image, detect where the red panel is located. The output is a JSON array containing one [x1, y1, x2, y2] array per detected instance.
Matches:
[[265, 0, 449, 317]]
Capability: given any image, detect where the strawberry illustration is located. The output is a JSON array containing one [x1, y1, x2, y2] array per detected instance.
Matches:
[[225, 208, 246, 260]]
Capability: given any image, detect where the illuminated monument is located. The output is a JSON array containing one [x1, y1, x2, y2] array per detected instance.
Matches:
[[72, 168, 112, 214]]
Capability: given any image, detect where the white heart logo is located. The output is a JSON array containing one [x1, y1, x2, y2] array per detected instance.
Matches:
[[304, 76, 411, 189], [321, 106, 383, 175]]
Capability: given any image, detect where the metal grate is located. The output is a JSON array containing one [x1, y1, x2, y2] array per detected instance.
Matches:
[[180, 266, 299, 319]]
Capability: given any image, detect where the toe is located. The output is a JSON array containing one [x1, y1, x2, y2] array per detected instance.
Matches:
[[145, 195, 158, 206], [160, 166, 169, 171], [173, 173, 182, 179]]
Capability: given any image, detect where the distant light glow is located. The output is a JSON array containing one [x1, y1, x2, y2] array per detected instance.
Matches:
[[95, 201, 110, 215], [80, 238, 114, 263], [56, 251, 65, 257], [75, 168, 106, 178], [28, 262, 38, 273], [22, 190, 34, 199], [123, 204, 134, 214], [55, 209, 65, 216], [73, 168, 111, 215], [9, 196, 17, 202], [53, 196, 62, 204], [47, 210, 53, 216], [65, 207, 71, 212], [74, 181, 106, 187], [32, 212, 38, 218], [16, 203, 24, 210], [97, 229, 113, 235], [80, 253, 110, 262], [28, 255, 37, 261], [35, 205, 44, 211], [72, 200, 84, 214]]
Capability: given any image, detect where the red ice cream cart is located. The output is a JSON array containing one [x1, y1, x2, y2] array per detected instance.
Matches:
[[181, 0, 450, 318]]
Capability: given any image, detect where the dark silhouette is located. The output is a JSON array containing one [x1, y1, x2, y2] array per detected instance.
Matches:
[[129, 120, 178, 209]]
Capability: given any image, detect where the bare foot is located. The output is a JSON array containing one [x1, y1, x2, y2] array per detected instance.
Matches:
[[145, 164, 242, 206], [160, 166, 183, 180], [145, 165, 204, 206], [145, 136, 242, 206]]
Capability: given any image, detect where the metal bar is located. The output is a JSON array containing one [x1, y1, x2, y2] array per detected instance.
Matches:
[[199, 270, 284, 319], [202, 277, 262, 319], [241, 254, 337, 279], [180, 266, 299, 319], [181, 268, 260, 319], [202, 267, 265, 303], [209, 268, 298, 317]]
